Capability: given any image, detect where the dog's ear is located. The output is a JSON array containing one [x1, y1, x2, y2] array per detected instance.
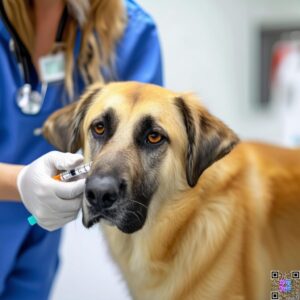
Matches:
[[175, 96, 239, 187], [43, 101, 79, 152], [43, 84, 103, 152]]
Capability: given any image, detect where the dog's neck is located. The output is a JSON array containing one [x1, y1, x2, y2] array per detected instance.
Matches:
[[102, 157, 243, 299]]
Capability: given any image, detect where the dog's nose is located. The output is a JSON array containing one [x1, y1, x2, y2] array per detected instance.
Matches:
[[85, 176, 119, 209]]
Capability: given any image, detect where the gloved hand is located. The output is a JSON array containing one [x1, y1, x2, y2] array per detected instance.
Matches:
[[17, 151, 86, 231]]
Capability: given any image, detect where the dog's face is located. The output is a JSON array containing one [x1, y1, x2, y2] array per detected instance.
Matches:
[[43, 82, 239, 234]]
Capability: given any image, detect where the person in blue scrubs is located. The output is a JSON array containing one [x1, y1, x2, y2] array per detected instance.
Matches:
[[0, 0, 163, 299]]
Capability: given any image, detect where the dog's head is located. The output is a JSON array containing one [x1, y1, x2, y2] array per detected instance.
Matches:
[[43, 82, 239, 233]]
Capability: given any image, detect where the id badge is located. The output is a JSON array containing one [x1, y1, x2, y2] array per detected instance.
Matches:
[[39, 52, 65, 83]]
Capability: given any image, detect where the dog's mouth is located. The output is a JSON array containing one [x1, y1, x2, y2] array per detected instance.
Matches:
[[83, 211, 115, 228], [82, 203, 148, 234]]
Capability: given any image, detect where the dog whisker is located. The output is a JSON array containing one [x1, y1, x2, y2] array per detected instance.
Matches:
[[128, 199, 148, 210], [126, 210, 143, 226]]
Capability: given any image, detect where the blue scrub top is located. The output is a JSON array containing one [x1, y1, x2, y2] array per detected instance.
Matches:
[[0, 1, 163, 299]]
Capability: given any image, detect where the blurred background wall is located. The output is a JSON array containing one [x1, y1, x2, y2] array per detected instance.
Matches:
[[51, 0, 300, 299]]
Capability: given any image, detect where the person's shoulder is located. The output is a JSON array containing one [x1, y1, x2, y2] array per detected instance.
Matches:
[[125, 0, 157, 28]]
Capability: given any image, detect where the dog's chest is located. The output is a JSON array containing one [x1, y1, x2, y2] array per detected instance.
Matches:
[[102, 225, 171, 299]]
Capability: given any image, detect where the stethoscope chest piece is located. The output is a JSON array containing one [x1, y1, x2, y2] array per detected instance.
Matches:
[[16, 84, 44, 115]]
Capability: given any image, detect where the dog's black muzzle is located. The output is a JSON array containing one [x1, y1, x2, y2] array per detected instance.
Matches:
[[82, 162, 150, 234], [85, 175, 124, 210]]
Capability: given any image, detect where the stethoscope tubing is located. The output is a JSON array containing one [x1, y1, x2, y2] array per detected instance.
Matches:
[[0, 2, 69, 115]]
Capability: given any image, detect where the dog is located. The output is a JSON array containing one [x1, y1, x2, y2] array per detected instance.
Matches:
[[43, 82, 300, 300]]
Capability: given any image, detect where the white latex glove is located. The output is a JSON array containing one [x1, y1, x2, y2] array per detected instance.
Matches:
[[17, 151, 86, 231]]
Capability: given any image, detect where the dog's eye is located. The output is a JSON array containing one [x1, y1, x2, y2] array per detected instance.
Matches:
[[147, 132, 163, 144], [92, 123, 105, 135]]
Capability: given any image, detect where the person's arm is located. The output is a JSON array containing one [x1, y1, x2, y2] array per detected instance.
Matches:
[[1, 152, 86, 231], [0, 163, 23, 201]]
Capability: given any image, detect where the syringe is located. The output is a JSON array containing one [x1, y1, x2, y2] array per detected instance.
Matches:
[[27, 161, 93, 226], [52, 161, 93, 182]]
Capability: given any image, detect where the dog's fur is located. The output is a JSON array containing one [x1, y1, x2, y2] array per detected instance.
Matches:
[[43, 82, 300, 300]]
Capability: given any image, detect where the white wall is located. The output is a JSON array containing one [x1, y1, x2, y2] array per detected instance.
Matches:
[[139, 0, 300, 144], [50, 215, 131, 300], [51, 1, 300, 299]]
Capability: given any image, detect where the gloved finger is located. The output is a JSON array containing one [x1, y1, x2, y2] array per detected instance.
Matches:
[[30, 200, 58, 221], [37, 207, 79, 222], [58, 197, 82, 213], [41, 151, 84, 176], [39, 209, 79, 224], [39, 214, 78, 231], [31, 196, 80, 221], [54, 153, 84, 171], [43, 196, 83, 214], [35, 192, 82, 220], [53, 178, 86, 199]]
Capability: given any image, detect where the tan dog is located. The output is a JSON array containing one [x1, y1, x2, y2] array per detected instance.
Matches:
[[43, 82, 300, 300]]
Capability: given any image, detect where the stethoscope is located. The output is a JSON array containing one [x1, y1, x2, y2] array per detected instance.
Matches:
[[0, 2, 68, 115]]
